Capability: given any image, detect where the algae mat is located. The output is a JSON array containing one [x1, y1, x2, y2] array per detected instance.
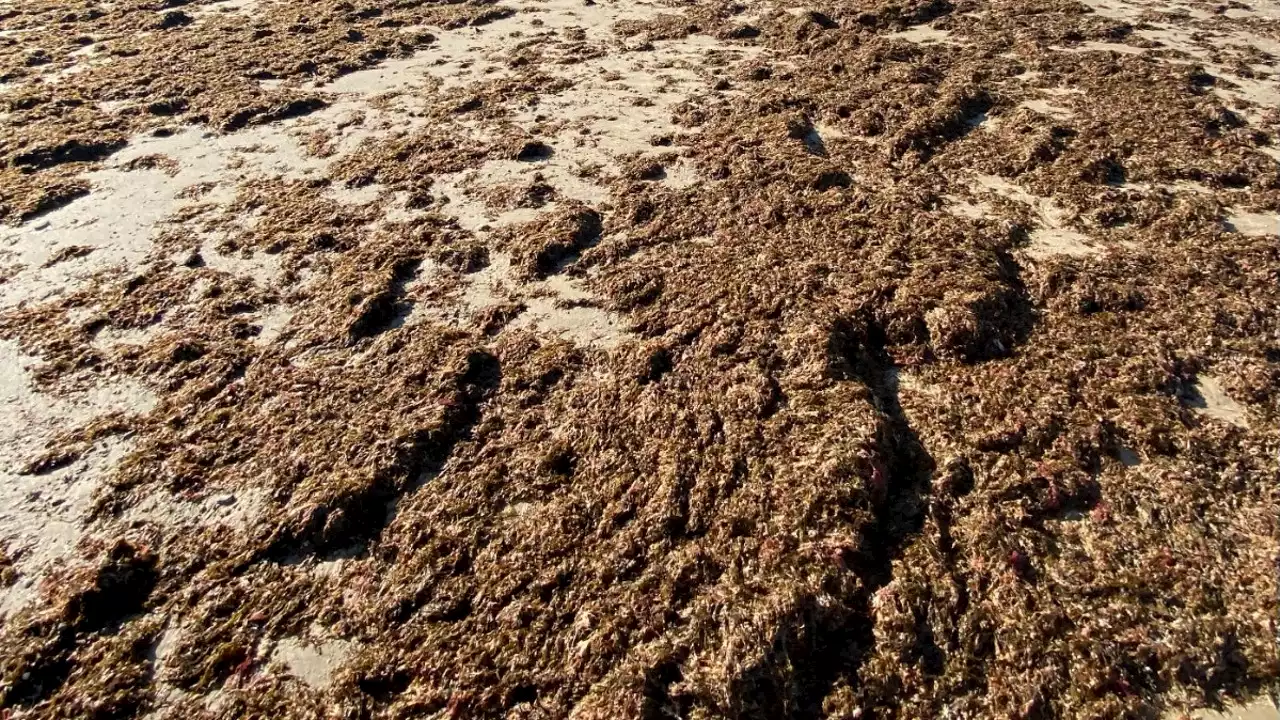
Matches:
[[0, 0, 1278, 717]]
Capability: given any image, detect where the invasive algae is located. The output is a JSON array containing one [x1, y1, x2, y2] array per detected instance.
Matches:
[[0, 0, 1277, 717]]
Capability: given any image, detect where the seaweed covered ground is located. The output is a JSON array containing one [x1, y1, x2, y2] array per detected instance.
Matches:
[[0, 0, 1278, 716]]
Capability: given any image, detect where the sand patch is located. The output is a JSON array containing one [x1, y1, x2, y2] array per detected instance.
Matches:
[[1224, 209, 1279, 236], [1019, 98, 1074, 119], [0, 127, 322, 309], [410, 253, 631, 349], [943, 195, 992, 219], [190, 0, 264, 22], [1050, 40, 1146, 55], [1181, 374, 1250, 429], [973, 175, 1097, 259], [1181, 698, 1280, 720], [271, 636, 352, 689], [0, 340, 156, 618], [887, 25, 957, 44]]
